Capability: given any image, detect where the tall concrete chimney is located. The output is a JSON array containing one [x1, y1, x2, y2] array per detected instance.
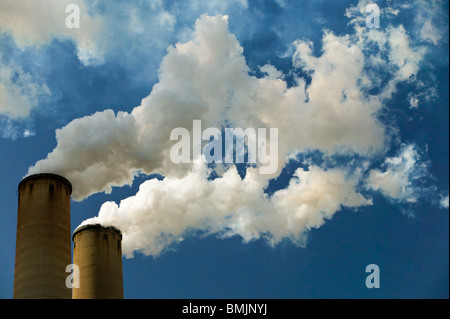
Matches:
[[13, 173, 72, 299], [72, 224, 124, 299]]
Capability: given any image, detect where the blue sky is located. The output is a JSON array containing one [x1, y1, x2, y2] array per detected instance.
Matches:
[[0, 0, 448, 299]]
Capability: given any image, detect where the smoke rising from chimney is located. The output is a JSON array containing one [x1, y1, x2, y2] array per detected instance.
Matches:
[[29, 14, 433, 257], [80, 163, 371, 258]]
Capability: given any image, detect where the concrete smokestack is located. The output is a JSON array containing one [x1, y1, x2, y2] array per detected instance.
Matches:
[[72, 224, 124, 299], [13, 173, 72, 299]]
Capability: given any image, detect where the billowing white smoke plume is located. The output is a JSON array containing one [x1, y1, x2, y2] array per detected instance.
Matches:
[[29, 15, 389, 200], [83, 163, 371, 257], [28, 13, 432, 257]]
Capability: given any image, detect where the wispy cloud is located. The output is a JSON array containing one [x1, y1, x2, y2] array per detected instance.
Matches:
[[365, 144, 429, 203], [440, 195, 449, 209], [0, 62, 50, 120], [0, 0, 104, 62]]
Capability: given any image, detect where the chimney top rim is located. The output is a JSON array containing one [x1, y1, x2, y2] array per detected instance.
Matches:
[[19, 173, 72, 195], [72, 224, 123, 241]]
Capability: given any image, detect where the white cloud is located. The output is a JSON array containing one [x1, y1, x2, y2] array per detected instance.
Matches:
[[387, 25, 425, 82], [291, 31, 386, 155], [408, 93, 420, 109], [419, 19, 442, 46], [346, 0, 434, 103], [0, 118, 20, 139], [345, 0, 400, 26], [23, 129, 35, 138], [0, 0, 104, 63], [413, 0, 447, 46], [353, 25, 426, 101], [440, 195, 449, 209], [365, 145, 428, 202], [0, 63, 50, 119]]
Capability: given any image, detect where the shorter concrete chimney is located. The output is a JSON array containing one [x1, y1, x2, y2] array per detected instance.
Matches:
[[72, 224, 124, 299]]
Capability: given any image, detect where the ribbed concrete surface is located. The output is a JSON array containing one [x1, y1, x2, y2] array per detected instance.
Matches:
[[14, 174, 72, 299], [72, 224, 124, 299]]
